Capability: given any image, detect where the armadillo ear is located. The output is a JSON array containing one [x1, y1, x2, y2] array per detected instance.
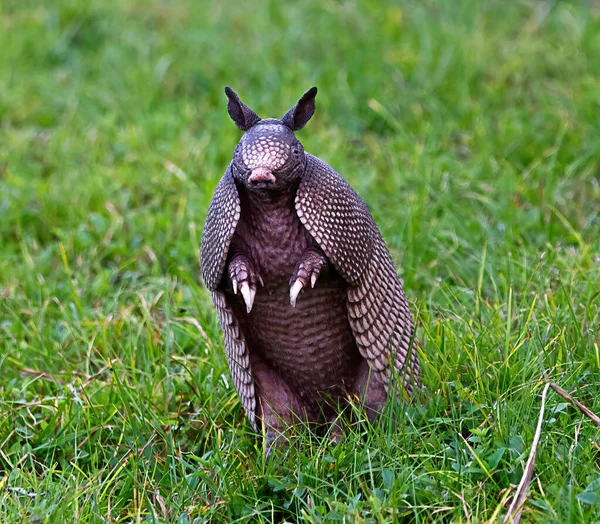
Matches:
[[281, 86, 318, 131], [224, 86, 261, 131]]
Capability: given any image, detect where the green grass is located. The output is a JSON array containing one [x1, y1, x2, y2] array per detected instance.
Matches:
[[1, 0, 599, 521]]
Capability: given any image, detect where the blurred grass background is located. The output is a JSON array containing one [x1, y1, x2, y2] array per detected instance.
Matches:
[[0, 0, 599, 521]]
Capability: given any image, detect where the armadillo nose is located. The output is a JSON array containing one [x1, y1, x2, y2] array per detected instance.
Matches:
[[248, 167, 276, 186]]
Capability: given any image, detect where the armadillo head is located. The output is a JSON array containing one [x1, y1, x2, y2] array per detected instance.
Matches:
[[225, 86, 317, 192]]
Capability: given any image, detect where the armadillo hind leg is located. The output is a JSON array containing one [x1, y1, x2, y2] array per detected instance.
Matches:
[[250, 355, 314, 455], [352, 359, 388, 423]]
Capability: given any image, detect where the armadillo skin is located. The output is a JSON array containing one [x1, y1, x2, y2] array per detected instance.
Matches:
[[229, 182, 362, 413]]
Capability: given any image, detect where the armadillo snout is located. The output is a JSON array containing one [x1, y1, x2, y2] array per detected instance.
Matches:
[[249, 167, 276, 188]]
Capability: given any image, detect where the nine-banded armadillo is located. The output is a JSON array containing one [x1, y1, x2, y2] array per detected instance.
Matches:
[[200, 86, 420, 450]]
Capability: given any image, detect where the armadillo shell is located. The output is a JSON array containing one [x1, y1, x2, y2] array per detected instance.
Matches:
[[200, 166, 241, 291]]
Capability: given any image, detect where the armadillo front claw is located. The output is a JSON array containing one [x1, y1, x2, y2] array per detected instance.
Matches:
[[289, 248, 327, 307], [240, 281, 256, 313], [310, 273, 318, 288], [289, 279, 305, 308], [228, 254, 260, 313]]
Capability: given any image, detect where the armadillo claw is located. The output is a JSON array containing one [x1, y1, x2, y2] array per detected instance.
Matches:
[[289, 279, 304, 308], [310, 273, 318, 288], [228, 254, 261, 313], [289, 248, 327, 306], [240, 281, 256, 313]]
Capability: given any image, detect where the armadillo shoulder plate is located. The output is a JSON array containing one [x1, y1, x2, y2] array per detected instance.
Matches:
[[295, 154, 375, 283], [296, 155, 420, 393], [200, 165, 241, 290]]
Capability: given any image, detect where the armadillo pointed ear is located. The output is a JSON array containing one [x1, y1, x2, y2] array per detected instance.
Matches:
[[281, 86, 318, 131], [225, 86, 261, 131]]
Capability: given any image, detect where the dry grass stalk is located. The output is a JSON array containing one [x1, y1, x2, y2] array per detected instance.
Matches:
[[505, 382, 551, 524]]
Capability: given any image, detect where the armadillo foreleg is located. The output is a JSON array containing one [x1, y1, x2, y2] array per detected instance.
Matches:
[[228, 253, 263, 313], [289, 247, 328, 307]]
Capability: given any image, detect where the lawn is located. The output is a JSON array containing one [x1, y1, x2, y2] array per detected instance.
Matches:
[[1, 0, 599, 521]]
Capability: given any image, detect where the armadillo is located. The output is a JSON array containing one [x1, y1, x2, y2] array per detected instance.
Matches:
[[201, 86, 420, 449]]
